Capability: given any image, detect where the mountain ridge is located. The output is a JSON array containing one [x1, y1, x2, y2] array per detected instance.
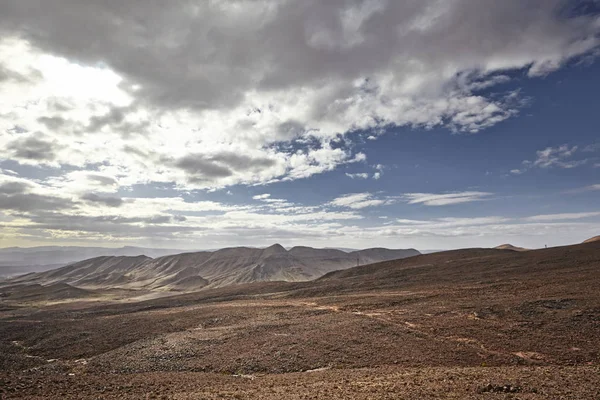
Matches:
[[5, 245, 420, 291]]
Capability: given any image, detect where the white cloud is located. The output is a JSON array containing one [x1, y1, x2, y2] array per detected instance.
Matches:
[[329, 192, 395, 209], [533, 145, 584, 168], [350, 217, 599, 248], [402, 191, 493, 206], [346, 172, 369, 179], [0, 1, 597, 194], [524, 212, 600, 222], [2, 167, 599, 249], [253, 193, 271, 200], [0, 1, 599, 248], [583, 143, 600, 153], [513, 144, 591, 174]]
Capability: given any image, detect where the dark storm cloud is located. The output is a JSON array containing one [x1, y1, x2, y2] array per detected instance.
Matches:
[[0, 181, 31, 195], [6, 135, 58, 161], [0, 192, 75, 213], [211, 152, 277, 171], [174, 155, 234, 180], [81, 193, 124, 207], [86, 106, 150, 136], [171, 152, 278, 183], [0, 0, 597, 116], [88, 107, 126, 131], [86, 174, 118, 187], [38, 116, 68, 131], [0, 178, 76, 213]]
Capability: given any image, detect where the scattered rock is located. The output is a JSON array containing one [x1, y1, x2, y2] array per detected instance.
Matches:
[[478, 383, 522, 393]]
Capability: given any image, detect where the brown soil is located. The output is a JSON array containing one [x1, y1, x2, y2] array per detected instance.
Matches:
[[583, 235, 600, 243], [1, 242, 599, 398]]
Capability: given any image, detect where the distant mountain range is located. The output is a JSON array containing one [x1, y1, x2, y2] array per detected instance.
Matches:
[[4, 244, 420, 291], [0, 246, 187, 278]]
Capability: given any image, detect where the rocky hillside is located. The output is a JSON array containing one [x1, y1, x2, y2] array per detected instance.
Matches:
[[583, 235, 600, 243], [6, 245, 420, 291]]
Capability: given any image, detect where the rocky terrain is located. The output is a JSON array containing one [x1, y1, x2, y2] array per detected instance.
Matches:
[[0, 241, 598, 398], [2, 245, 419, 291]]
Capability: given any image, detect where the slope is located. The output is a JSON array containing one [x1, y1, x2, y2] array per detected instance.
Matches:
[[4, 244, 421, 292]]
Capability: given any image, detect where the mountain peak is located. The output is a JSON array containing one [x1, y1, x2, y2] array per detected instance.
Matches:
[[262, 243, 287, 256], [495, 244, 528, 251]]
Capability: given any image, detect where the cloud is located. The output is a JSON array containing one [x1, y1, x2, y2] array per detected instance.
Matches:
[[565, 183, 600, 194], [402, 191, 493, 206], [354, 215, 599, 244], [394, 216, 511, 228], [346, 163, 384, 180], [86, 174, 118, 187], [582, 143, 600, 153], [253, 193, 272, 200], [512, 144, 591, 174], [372, 163, 384, 180], [329, 192, 395, 209], [0, 0, 597, 194], [0, 181, 31, 195], [0, 2, 599, 248], [345, 172, 369, 179], [81, 193, 123, 207], [173, 154, 235, 181], [533, 145, 583, 168], [524, 212, 600, 222], [6, 134, 59, 163], [0, 187, 75, 212]]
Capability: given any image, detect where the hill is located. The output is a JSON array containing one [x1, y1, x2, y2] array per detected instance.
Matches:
[[4, 245, 420, 291], [0, 282, 96, 302], [583, 235, 600, 243], [494, 243, 529, 251], [0, 241, 598, 398]]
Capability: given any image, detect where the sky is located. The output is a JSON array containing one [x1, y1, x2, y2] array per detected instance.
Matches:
[[0, 0, 599, 251]]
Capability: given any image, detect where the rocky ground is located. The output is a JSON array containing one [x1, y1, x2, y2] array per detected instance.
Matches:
[[2, 366, 600, 399], [1, 242, 599, 398]]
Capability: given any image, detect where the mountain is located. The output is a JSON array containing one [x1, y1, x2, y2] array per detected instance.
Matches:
[[0, 246, 187, 278], [583, 235, 600, 243], [494, 244, 529, 252], [4, 245, 420, 291]]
